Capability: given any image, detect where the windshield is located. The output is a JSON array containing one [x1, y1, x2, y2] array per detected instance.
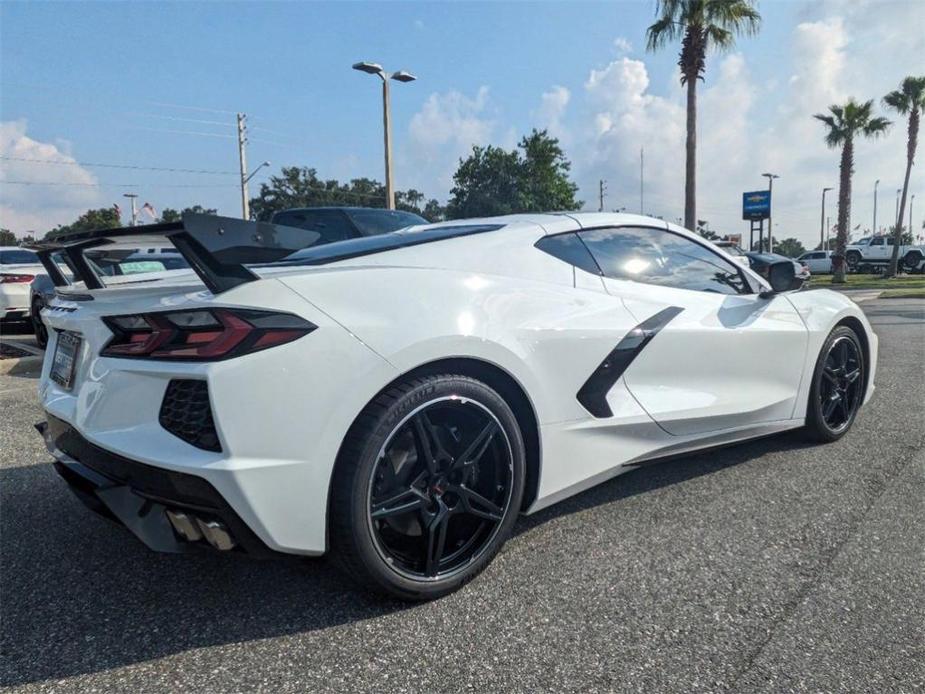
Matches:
[[345, 209, 427, 236], [0, 249, 39, 264]]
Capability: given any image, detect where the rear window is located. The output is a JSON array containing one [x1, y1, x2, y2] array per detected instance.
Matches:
[[345, 209, 427, 236], [0, 249, 39, 264]]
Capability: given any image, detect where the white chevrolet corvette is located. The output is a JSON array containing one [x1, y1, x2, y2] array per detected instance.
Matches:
[[32, 212, 877, 599]]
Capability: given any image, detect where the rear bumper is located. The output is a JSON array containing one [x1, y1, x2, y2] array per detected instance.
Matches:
[[39, 416, 280, 558]]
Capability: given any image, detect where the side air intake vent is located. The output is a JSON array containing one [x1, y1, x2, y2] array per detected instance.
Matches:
[[159, 379, 221, 452]]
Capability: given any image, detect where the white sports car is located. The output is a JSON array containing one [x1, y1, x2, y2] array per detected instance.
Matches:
[[32, 212, 877, 599]]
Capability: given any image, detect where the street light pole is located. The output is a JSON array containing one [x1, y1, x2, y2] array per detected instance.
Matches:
[[762, 172, 779, 252], [873, 179, 879, 234], [896, 188, 902, 230], [820, 187, 833, 251], [353, 62, 417, 210]]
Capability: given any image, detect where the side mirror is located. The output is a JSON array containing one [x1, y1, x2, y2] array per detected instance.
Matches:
[[760, 260, 804, 297]]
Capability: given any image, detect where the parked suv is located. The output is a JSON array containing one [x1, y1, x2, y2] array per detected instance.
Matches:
[[797, 250, 833, 274], [845, 236, 924, 271]]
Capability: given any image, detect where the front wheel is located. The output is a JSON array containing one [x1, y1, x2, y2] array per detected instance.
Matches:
[[804, 326, 865, 442], [330, 374, 525, 600], [845, 251, 862, 269]]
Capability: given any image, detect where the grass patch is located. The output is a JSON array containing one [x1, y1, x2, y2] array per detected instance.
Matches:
[[810, 273, 925, 290], [879, 288, 925, 299]]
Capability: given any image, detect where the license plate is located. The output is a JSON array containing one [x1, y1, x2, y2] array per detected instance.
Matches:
[[50, 332, 81, 390]]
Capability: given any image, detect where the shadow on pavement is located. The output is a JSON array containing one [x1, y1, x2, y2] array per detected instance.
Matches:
[[0, 430, 812, 687]]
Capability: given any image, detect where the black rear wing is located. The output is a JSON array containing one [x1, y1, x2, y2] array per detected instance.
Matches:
[[28, 213, 316, 295]]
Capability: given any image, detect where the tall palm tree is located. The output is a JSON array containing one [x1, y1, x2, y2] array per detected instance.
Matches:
[[646, 0, 760, 231], [882, 76, 925, 277], [814, 100, 891, 283]]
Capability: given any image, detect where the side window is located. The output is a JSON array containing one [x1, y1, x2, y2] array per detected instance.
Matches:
[[272, 210, 354, 246], [535, 233, 601, 275], [579, 226, 749, 295], [870, 237, 884, 246]]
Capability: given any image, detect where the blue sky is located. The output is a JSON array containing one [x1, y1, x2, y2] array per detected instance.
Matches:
[[2, 1, 922, 247]]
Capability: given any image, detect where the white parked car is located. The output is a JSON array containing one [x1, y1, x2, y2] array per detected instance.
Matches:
[[32, 213, 877, 599], [0, 247, 44, 321], [798, 250, 834, 274]]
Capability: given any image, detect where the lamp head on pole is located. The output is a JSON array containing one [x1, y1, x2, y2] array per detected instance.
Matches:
[[352, 61, 384, 76], [391, 71, 417, 83]]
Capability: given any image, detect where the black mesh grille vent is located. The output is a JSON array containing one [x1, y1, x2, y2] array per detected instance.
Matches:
[[159, 379, 221, 452]]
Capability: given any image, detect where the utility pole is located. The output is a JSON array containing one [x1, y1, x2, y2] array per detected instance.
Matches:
[[598, 179, 607, 212], [237, 113, 250, 220], [640, 147, 645, 214], [820, 187, 832, 251], [123, 193, 138, 227], [873, 179, 879, 234], [826, 216, 830, 251], [762, 172, 779, 253]]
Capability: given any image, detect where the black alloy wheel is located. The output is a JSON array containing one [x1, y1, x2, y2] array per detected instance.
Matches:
[[368, 397, 512, 579], [331, 374, 525, 600], [805, 326, 865, 442]]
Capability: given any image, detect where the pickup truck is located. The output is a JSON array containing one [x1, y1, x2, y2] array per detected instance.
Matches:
[[845, 236, 925, 272]]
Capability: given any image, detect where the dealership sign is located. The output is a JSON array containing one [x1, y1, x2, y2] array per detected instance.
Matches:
[[742, 190, 771, 220]]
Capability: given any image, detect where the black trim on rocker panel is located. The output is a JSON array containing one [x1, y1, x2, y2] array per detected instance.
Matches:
[[576, 306, 684, 417]]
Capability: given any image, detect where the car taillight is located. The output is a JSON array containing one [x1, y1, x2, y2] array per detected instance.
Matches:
[[0, 274, 35, 283], [100, 308, 316, 361]]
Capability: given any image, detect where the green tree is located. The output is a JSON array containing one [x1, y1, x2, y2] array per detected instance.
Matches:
[[160, 205, 218, 223], [646, 0, 761, 231], [814, 99, 891, 282], [0, 228, 16, 245], [249, 166, 443, 222], [696, 219, 719, 240], [46, 207, 121, 240], [422, 199, 447, 223], [447, 129, 580, 219], [775, 237, 806, 258], [882, 76, 925, 277]]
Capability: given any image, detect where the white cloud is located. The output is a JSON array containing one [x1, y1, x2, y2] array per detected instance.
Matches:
[[0, 119, 103, 236], [402, 86, 496, 192], [613, 37, 633, 55], [534, 86, 571, 141]]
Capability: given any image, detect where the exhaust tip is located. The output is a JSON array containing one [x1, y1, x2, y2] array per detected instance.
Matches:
[[166, 509, 203, 542], [195, 518, 236, 551]]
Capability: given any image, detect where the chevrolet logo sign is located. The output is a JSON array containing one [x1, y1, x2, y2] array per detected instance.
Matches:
[[747, 195, 765, 202]]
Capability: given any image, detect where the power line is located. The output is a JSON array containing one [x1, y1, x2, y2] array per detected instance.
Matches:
[[0, 155, 237, 175], [127, 126, 236, 139], [1, 180, 240, 189], [127, 112, 236, 128], [147, 101, 238, 115]]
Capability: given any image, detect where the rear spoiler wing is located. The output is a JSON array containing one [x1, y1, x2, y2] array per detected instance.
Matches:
[[28, 213, 312, 295]]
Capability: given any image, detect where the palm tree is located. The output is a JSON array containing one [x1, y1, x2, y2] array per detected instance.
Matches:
[[814, 100, 891, 283], [882, 76, 925, 277], [646, 0, 761, 231]]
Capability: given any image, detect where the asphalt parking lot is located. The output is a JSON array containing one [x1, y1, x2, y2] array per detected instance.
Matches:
[[1, 298, 923, 693]]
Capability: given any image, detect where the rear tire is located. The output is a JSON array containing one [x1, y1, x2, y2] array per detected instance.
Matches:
[[903, 251, 923, 271], [330, 374, 525, 600], [804, 326, 865, 443], [31, 297, 48, 349]]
